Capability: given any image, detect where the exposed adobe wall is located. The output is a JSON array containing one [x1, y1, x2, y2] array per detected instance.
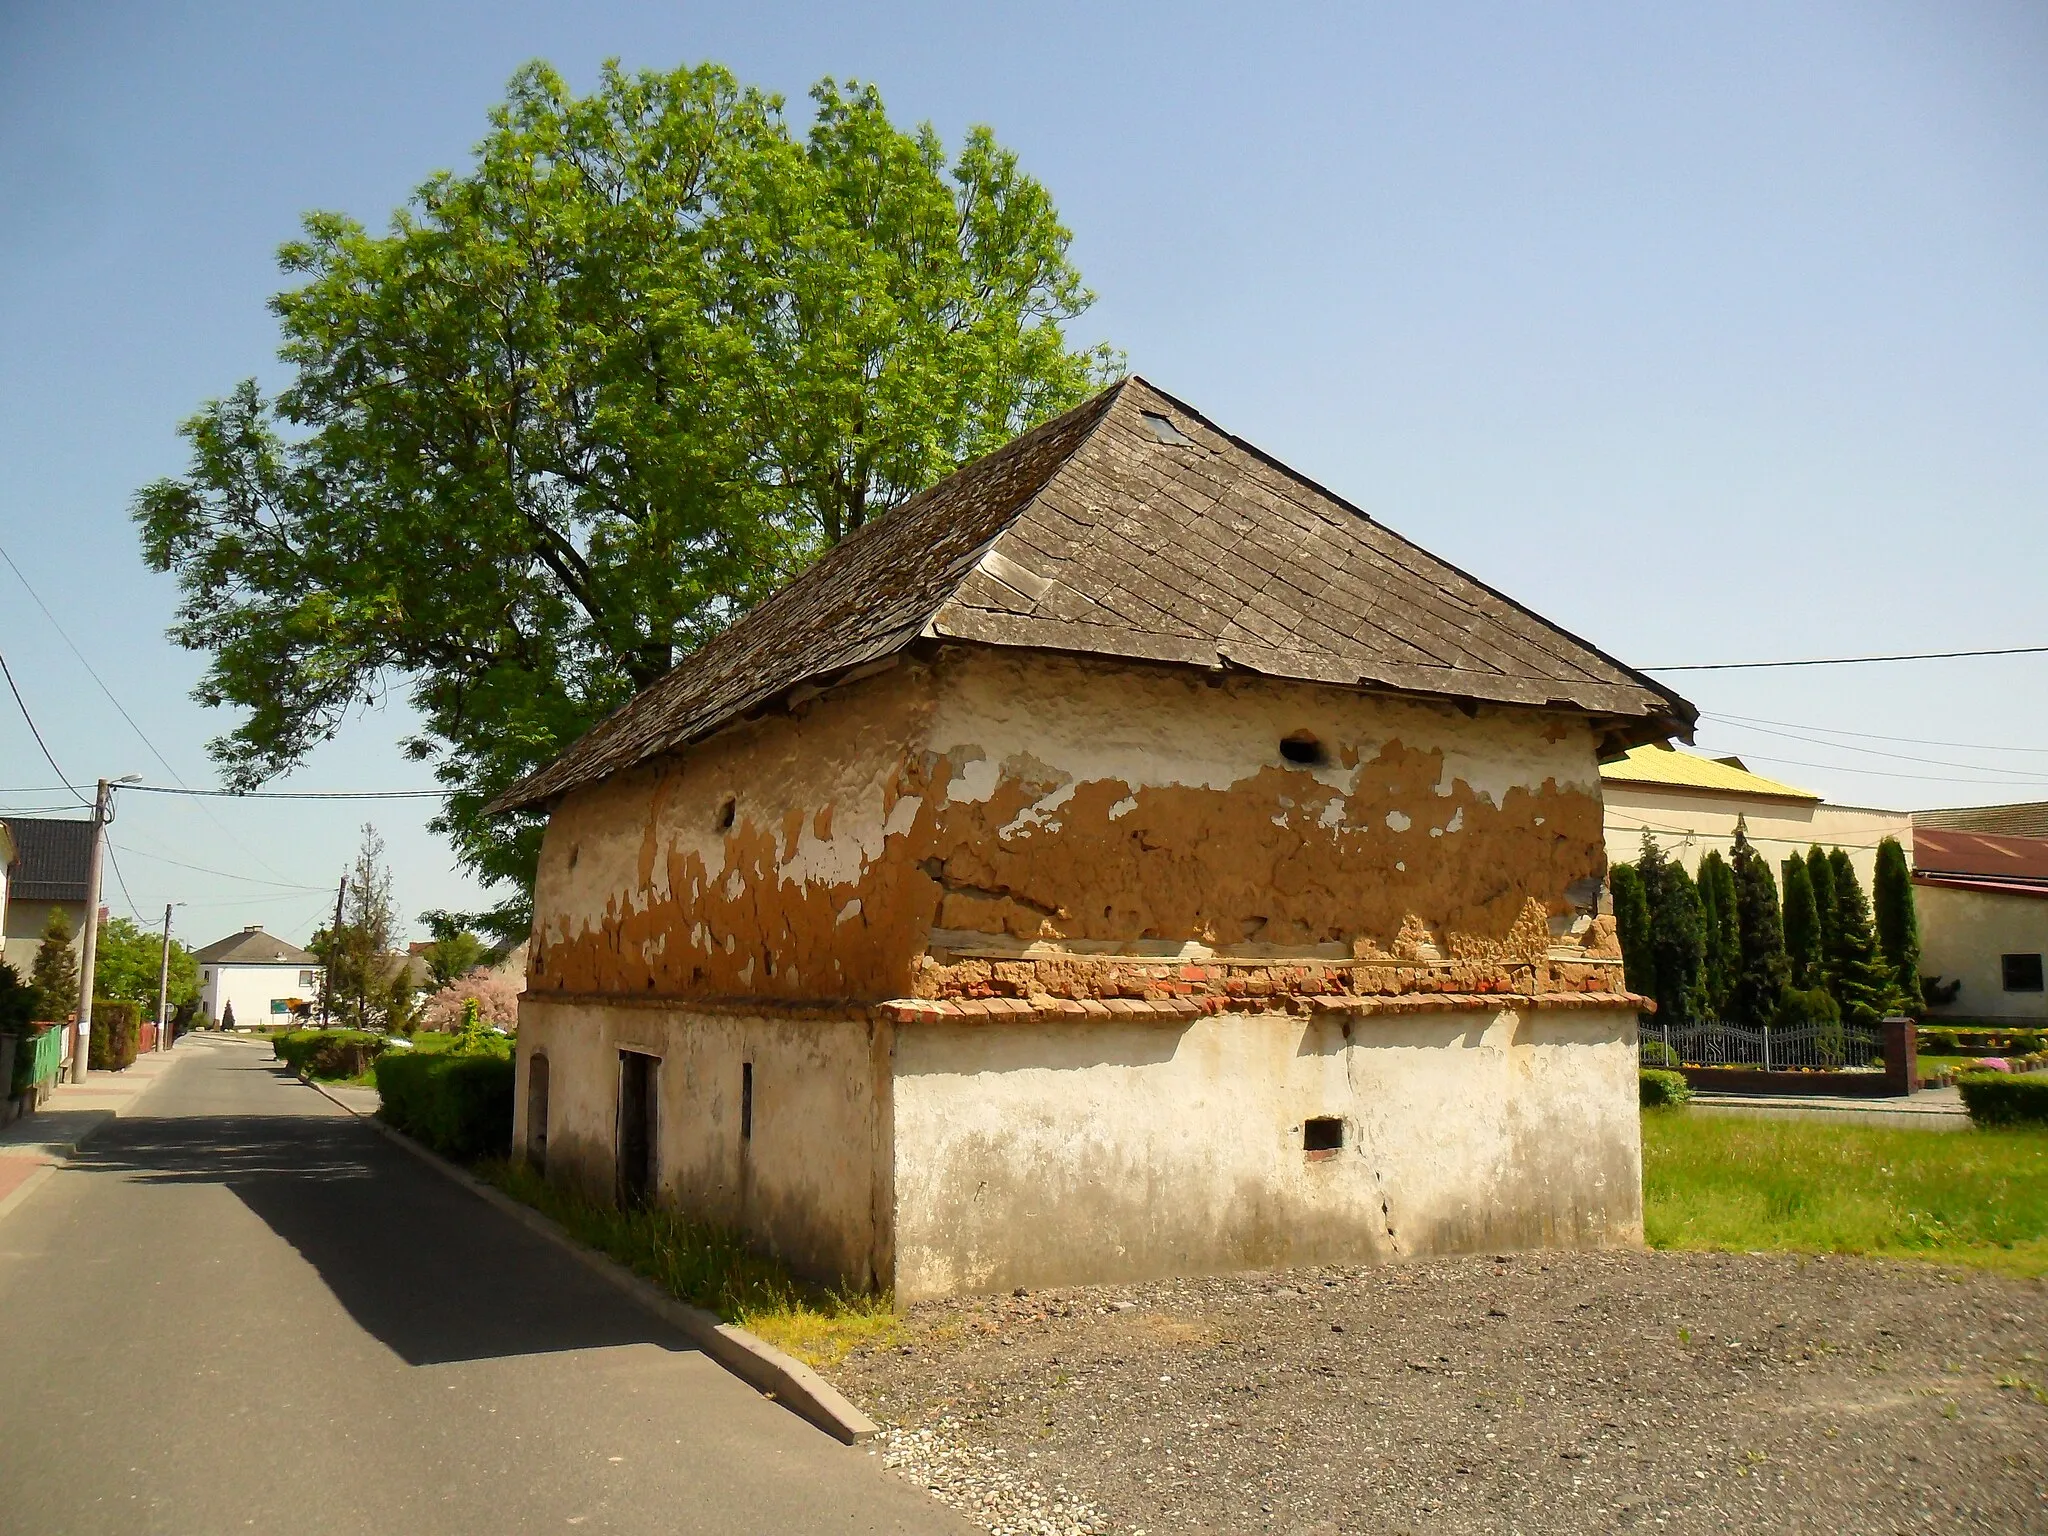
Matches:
[[525, 646, 1610, 1006], [915, 648, 1608, 961], [515, 999, 892, 1289], [889, 1005, 1644, 1299], [528, 662, 942, 1002]]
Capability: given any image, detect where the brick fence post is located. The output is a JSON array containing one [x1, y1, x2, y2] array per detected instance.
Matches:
[[1882, 1016, 1917, 1095]]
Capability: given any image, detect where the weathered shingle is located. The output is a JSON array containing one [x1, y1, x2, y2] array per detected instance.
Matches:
[[1, 817, 93, 904], [493, 378, 1693, 812]]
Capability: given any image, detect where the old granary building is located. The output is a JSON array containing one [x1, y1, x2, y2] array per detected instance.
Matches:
[[492, 378, 1695, 1300]]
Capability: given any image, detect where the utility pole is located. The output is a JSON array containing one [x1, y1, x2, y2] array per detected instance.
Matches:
[[69, 774, 138, 1082], [70, 779, 109, 1083], [318, 874, 346, 1027], [155, 903, 174, 1052]]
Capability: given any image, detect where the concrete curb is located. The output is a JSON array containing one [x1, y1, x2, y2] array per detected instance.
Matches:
[[299, 1074, 878, 1446], [0, 1163, 57, 1224]]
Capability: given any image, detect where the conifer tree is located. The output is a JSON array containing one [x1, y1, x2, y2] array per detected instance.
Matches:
[[1825, 849, 1898, 1024], [1781, 854, 1821, 988], [1805, 846, 1839, 990], [1696, 849, 1739, 1018], [1649, 861, 1707, 1026], [1872, 836, 1921, 1012], [1609, 862, 1654, 1006], [29, 908, 79, 1022], [1729, 819, 1790, 1026]]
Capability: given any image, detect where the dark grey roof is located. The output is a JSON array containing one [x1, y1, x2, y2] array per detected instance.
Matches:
[[1914, 802, 2048, 840], [1, 817, 93, 904], [192, 926, 320, 966], [494, 378, 1694, 812]]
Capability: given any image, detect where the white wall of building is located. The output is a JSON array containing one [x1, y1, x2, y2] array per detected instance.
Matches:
[[201, 962, 322, 1028]]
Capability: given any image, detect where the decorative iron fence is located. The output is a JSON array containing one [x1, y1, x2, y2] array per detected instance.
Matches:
[[1639, 1019, 1884, 1074]]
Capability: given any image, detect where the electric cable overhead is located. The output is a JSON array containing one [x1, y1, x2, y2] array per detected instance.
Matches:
[[103, 840, 144, 922], [1645, 643, 2048, 672], [0, 646, 90, 805], [123, 784, 443, 801], [1703, 711, 2048, 755]]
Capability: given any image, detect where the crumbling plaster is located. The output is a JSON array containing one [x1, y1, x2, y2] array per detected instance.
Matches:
[[527, 646, 1612, 1004]]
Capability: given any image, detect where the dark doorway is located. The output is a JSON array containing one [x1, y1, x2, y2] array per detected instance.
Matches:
[[617, 1050, 657, 1206], [526, 1054, 550, 1173]]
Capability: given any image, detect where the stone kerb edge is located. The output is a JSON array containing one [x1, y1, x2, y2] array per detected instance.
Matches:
[[300, 1077, 878, 1446]]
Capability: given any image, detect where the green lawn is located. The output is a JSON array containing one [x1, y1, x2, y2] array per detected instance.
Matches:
[[475, 1159, 900, 1367], [1643, 1109, 2048, 1276]]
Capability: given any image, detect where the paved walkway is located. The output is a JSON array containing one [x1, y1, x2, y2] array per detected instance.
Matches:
[[0, 1037, 969, 1536], [1689, 1084, 1970, 1130]]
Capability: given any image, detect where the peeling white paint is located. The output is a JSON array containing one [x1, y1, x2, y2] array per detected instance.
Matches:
[[1318, 799, 1347, 829], [1385, 810, 1412, 833], [1107, 794, 1139, 821], [836, 898, 864, 926]]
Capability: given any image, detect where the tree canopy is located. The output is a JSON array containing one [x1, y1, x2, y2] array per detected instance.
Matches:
[[91, 917, 201, 1020], [1728, 820, 1790, 1026], [30, 909, 79, 1023], [135, 61, 1116, 941]]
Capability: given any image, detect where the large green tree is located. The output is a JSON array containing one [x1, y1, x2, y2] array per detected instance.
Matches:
[[1804, 845, 1839, 992], [1728, 820, 1790, 1027], [1825, 848, 1899, 1025], [1609, 862, 1654, 1006], [29, 909, 79, 1022], [315, 825, 401, 1028], [90, 917, 201, 1020], [1635, 834, 1704, 1026], [1871, 836, 1921, 1012], [135, 61, 1115, 941]]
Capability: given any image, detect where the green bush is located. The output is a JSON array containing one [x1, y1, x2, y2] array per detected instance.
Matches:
[[375, 1049, 514, 1161], [1957, 1073, 2048, 1129], [2012, 1031, 2044, 1057], [274, 1028, 388, 1079], [87, 1000, 140, 1072], [1641, 1038, 1681, 1068], [1921, 1027, 1961, 1056], [1641, 1068, 1693, 1107]]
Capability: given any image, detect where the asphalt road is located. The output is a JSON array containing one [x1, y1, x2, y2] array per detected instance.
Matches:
[[0, 1037, 971, 1536]]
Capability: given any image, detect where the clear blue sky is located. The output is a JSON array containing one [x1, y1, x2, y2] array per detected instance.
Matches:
[[2, 1, 2044, 946]]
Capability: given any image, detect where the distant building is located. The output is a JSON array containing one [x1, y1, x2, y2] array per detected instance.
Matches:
[[1911, 808, 2048, 1025], [1600, 744, 1911, 892], [193, 925, 322, 1028], [0, 818, 93, 978]]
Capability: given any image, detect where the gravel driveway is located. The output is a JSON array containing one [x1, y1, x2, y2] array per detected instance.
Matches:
[[832, 1251, 2048, 1535]]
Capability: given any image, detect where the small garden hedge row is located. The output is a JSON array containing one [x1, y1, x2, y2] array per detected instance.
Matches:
[[375, 1048, 515, 1160], [273, 1028, 388, 1080], [1956, 1072, 2048, 1128], [1640, 1068, 1693, 1107], [87, 1000, 140, 1072]]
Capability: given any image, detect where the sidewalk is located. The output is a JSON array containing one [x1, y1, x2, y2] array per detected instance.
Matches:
[[0, 1046, 188, 1213]]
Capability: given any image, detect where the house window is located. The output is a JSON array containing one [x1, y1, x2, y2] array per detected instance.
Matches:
[[299, 970, 316, 989], [2003, 954, 2045, 993], [203, 970, 211, 983]]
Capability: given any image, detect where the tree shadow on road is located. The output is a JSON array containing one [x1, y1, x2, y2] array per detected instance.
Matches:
[[66, 1073, 697, 1368]]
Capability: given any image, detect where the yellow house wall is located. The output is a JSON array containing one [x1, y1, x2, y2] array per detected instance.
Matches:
[[1915, 883, 2048, 1023], [1602, 785, 1911, 892]]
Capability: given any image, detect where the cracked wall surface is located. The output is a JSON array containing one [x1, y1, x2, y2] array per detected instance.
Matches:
[[527, 647, 1612, 1004]]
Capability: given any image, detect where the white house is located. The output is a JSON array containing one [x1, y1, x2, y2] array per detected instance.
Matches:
[[193, 925, 322, 1029]]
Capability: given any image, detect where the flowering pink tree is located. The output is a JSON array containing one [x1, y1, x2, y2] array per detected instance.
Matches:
[[420, 966, 520, 1033]]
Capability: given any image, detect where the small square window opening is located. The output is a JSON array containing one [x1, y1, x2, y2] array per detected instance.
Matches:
[[1304, 1116, 1345, 1156], [2002, 953, 2044, 993]]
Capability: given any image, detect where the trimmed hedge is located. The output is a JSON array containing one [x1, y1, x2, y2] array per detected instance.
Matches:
[[274, 1028, 391, 1080], [87, 1000, 140, 1072], [375, 1049, 514, 1160], [1957, 1072, 2048, 1128], [1640, 1068, 1693, 1108]]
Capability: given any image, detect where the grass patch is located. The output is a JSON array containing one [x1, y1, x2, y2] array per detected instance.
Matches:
[[1643, 1109, 2048, 1275], [475, 1158, 899, 1368]]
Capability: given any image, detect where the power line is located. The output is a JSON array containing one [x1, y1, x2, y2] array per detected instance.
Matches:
[[103, 840, 144, 922], [1724, 750, 2048, 789], [1704, 711, 2048, 756], [110, 842, 330, 891], [0, 647, 90, 806], [1645, 644, 2048, 672], [1700, 718, 2048, 775], [124, 784, 443, 801]]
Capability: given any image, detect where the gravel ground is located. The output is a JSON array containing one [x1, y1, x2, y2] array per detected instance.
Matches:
[[836, 1251, 2048, 1535]]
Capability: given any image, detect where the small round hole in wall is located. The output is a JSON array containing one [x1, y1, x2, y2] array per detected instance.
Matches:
[[1279, 732, 1327, 767], [717, 797, 736, 831]]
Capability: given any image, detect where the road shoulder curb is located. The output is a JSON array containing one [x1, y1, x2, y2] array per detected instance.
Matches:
[[300, 1074, 878, 1447]]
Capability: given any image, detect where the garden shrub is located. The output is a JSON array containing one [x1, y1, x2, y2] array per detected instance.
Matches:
[[1640, 1068, 1693, 1107], [1956, 1072, 2048, 1128], [1922, 1027, 1961, 1056], [1640, 1038, 1681, 1068], [87, 1000, 140, 1072], [273, 1028, 387, 1079], [375, 1048, 514, 1161]]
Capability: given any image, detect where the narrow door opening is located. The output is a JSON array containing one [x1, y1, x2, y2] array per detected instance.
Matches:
[[526, 1053, 550, 1172], [741, 1060, 754, 1142], [618, 1050, 657, 1206]]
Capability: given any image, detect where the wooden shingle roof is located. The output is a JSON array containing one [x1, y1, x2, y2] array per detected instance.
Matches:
[[493, 378, 1693, 812]]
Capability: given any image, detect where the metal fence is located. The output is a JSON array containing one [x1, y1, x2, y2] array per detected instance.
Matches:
[[1639, 1019, 1884, 1074]]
